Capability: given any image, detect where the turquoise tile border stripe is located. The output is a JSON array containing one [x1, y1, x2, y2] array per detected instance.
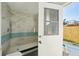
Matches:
[[1, 32, 38, 44], [11, 32, 38, 38], [1, 33, 11, 44]]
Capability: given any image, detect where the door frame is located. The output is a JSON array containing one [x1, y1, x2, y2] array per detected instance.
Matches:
[[0, 2, 2, 56]]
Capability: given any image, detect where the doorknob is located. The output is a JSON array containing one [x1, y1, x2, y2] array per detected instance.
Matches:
[[39, 35, 42, 38], [39, 41, 42, 44]]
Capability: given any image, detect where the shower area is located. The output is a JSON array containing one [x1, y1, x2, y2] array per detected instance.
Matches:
[[1, 2, 65, 56], [1, 2, 38, 56]]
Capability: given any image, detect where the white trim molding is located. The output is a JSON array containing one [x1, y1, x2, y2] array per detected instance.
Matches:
[[62, 2, 72, 7], [0, 2, 2, 56]]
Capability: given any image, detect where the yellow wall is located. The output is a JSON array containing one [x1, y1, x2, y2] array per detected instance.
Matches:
[[64, 25, 79, 43]]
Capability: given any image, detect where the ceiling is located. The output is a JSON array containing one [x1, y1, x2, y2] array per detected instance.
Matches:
[[7, 2, 71, 15], [49, 2, 69, 6], [7, 2, 38, 15]]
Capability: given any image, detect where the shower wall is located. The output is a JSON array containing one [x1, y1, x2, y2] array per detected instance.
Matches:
[[7, 11, 38, 54], [1, 2, 38, 55], [1, 3, 11, 55]]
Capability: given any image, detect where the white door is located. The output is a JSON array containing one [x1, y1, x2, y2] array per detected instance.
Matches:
[[38, 2, 63, 56]]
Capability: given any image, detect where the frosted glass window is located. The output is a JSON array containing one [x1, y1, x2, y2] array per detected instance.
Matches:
[[44, 8, 59, 35]]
